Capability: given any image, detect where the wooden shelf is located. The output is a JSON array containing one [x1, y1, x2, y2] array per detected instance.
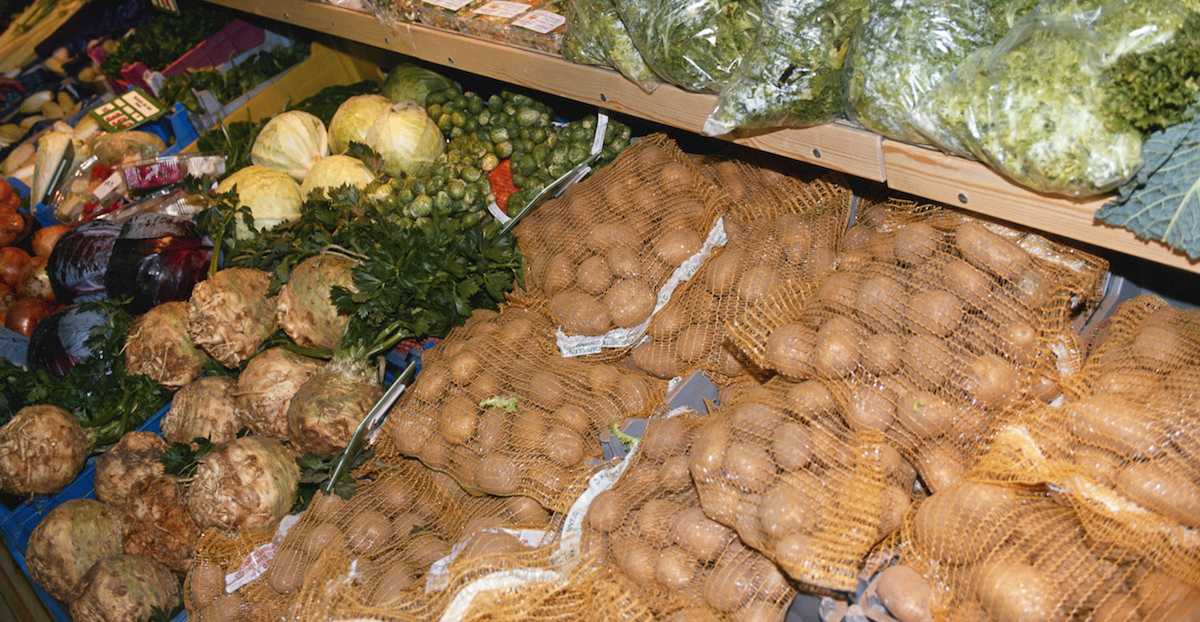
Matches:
[[203, 0, 1200, 276]]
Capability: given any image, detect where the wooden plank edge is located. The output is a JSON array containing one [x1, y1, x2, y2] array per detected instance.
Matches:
[[882, 141, 1200, 276], [203, 0, 886, 182]]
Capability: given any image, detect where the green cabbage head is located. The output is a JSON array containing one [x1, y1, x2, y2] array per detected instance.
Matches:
[[250, 110, 329, 181], [327, 94, 393, 154], [215, 165, 303, 238], [365, 101, 444, 178], [300, 155, 376, 200]]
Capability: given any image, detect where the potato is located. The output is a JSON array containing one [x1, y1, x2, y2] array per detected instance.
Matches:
[[654, 228, 703, 267], [616, 372, 657, 416], [345, 509, 392, 555], [411, 366, 450, 404], [647, 302, 688, 339], [705, 248, 743, 295], [475, 454, 522, 496], [549, 291, 611, 336], [772, 422, 815, 471], [875, 565, 934, 622], [506, 495, 551, 525], [723, 443, 775, 493], [877, 485, 911, 540], [962, 354, 1020, 410], [549, 403, 591, 435], [1066, 395, 1166, 459], [914, 443, 966, 494], [717, 346, 747, 377], [606, 244, 641, 279], [405, 533, 450, 569], [785, 379, 837, 418], [543, 426, 587, 467], [737, 265, 783, 304], [440, 395, 479, 445], [631, 342, 681, 379], [605, 279, 656, 328], [689, 421, 729, 483], [586, 223, 638, 252], [675, 323, 714, 364], [659, 456, 692, 493], [447, 350, 482, 386], [729, 402, 783, 438], [364, 563, 418, 607], [956, 221, 1033, 282], [528, 371, 566, 407], [814, 316, 862, 378], [654, 545, 696, 591], [773, 531, 818, 577], [640, 416, 691, 463], [541, 253, 575, 296], [613, 535, 659, 587], [855, 274, 907, 330], [1136, 572, 1200, 620], [671, 507, 732, 563], [862, 331, 903, 376], [993, 315, 1039, 366], [511, 408, 546, 441], [902, 332, 955, 390], [302, 522, 345, 557], [816, 271, 861, 310], [941, 257, 994, 308], [457, 530, 528, 560], [186, 560, 225, 606], [388, 412, 434, 457], [576, 255, 613, 295], [974, 560, 1065, 622], [766, 323, 815, 381], [587, 489, 626, 533], [894, 222, 943, 264], [873, 443, 918, 489], [267, 547, 308, 594], [636, 499, 682, 547], [1116, 460, 1200, 528], [758, 481, 811, 541], [910, 289, 964, 337], [911, 481, 1021, 564], [705, 558, 760, 612], [843, 382, 896, 434]]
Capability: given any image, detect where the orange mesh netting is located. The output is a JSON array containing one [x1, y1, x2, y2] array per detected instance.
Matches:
[[383, 304, 666, 513], [629, 173, 851, 384], [583, 413, 798, 619], [514, 134, 733, 345]]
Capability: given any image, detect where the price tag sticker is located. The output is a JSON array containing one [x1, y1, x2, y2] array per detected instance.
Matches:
[[92, 171, 125, 202], [473, 1, 531, 18], [512, 9, 565, 33], [89, 88, 168, 132], [423, 0, 474, 11]]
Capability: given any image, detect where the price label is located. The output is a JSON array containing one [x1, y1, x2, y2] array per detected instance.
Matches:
[[423, 0, 474, 11], [88, 88, 168, 132], [473, 1, 531, 18], [512, 9, 565, 33]]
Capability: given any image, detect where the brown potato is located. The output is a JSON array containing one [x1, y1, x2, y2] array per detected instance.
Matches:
[[766, 323, 815, 381], [576, 255, 613, 295], [875, 565, 934, 622], [705, 248, 743, 296], [910, 289, 964, 337], [605, 279, 656, 328], [962, 354, 1020, 410], [631, 342, 680, 379], [893, 221, 943, 264], [671, 507, 732, 564], [737, 265, 782, 305], [549, 291, 611, 336], [654, 228, 703, 267], [814, 316, 862, 378]]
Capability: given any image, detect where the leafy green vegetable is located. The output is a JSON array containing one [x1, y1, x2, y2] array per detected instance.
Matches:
[[610, 0, 762, 93], [562, 0, 660, 93], [844, 0, 1036, 144], [479, 395, 518, 413], [157, 42, 311, 115], [704, 0, 864, 135], [159, 437, 215, 478], [1097, 98, 1200, 259], [292, 449, 373, 511], [99, 3, 231, 78], [1102, 10, 1200, 135], [0, 299, 170, 453], [907, 0, 1175, 195]]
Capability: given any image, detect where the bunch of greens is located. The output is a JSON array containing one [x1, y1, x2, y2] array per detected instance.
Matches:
[[1102, 9, 1200, 135], [610, 0, 762, 93], [1096, 94, 1200, 259], [156, 42, 311, 115], [562, 0, 660, 93], [704, 0, 864, 135], [843, 0, 1037, 144], [0, 299, 170, 453], [906, 0, 1194, 195], [99, 2, 231, 78]]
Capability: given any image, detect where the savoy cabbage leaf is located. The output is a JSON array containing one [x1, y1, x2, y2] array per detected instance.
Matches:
[[1097, 104, 1200, 259]]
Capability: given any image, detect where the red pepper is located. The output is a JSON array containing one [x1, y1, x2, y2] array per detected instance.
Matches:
[[486, 159, 518, 215]]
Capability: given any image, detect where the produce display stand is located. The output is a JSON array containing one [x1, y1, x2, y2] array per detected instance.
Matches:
[[200, 0, 1200, 278]]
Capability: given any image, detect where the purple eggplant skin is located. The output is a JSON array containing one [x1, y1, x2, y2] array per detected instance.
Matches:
[[104, 213, 214, 315], [27, 305, 106, 377], [47, 220, 123, 304]]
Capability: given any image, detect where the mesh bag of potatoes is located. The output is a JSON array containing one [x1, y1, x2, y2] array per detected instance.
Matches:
[[724, 205, 1109, 490], [514, 133, 734, 352], [881, 479, 1200, 621], [184, 524, 285, 621], [383, 304, 666, 513], [629, 173, 851, 383], [968, 295, 1200, 584], [687, 376, 912, 592], [580, 413, 798, 620]]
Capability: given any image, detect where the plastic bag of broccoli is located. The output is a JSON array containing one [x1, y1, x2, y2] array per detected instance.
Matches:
[[703, 0, 865, 135], [844, 0, 1038, 144], [610, 0, 762, 93], [562, 0, 661, 93], [907, 0, 1192, 196]]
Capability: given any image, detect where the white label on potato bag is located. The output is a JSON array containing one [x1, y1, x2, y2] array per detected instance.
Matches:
[[553, 443, 639, 566], [473, 1, 530, 18], [225, 514, 299, 593], [512, 9, 565, 33], [424, 0, 473, 10]]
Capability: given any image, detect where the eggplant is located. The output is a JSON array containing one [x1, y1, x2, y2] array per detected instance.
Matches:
[[27, 305, 105, 377], [47, 220, 123, 304], [104, 213, 214, 315]]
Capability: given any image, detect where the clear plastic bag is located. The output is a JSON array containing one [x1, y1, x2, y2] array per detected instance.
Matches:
[[907, 0, 1187, 195], [703, 0, 864, 135], [610, 0, 762, 93], [843, 0, 1021, 144], [562, 0, 660, 93]]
